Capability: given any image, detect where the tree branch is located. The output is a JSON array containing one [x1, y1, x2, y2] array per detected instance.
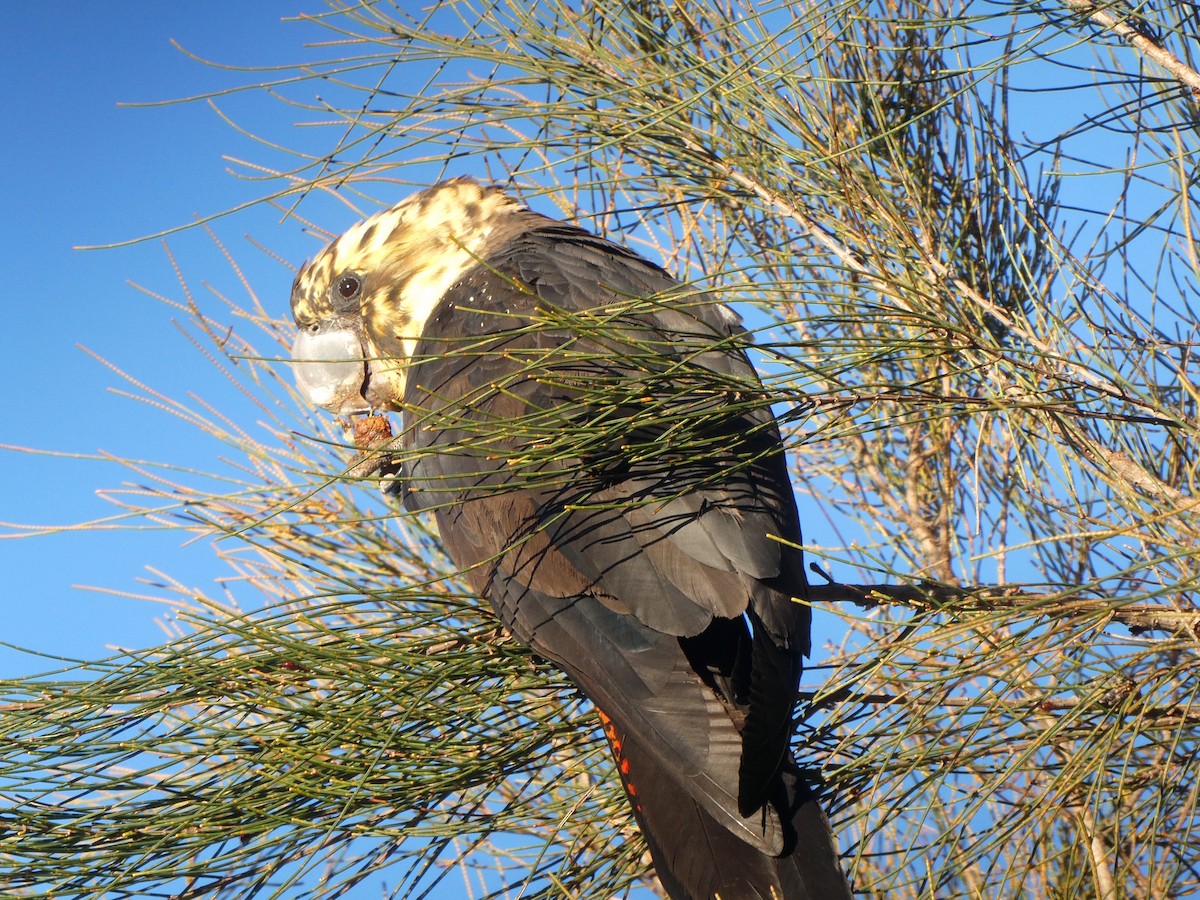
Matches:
[[1065, 0, 1200, 94], [807, 580, 1200, 636]]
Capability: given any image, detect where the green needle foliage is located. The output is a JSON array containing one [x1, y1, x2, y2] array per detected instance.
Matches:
[[5, 1, 1200, 897]]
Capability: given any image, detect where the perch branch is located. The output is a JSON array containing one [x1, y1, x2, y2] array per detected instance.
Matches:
[[807, 580, 1200, 636]]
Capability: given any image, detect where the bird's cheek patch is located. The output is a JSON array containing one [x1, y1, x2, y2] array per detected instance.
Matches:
[[291, 328, 371, 414]]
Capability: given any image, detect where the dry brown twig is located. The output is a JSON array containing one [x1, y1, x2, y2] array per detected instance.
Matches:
[[808, 579, 1200, 636]]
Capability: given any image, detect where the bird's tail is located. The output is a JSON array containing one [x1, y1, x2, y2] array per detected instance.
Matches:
[[599, 711, 852, 900]]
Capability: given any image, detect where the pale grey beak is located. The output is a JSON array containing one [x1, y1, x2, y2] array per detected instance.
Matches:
[[291, 327, 372, 414]]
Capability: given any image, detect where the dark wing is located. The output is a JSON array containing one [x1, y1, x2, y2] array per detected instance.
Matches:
[[400, 225, 815, 859]]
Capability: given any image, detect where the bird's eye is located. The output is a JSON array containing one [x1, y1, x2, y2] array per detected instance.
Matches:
[[333, 272, 363, 308]]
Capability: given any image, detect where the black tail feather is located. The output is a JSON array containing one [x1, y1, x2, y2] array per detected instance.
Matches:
[[599, 711, 852, 900]]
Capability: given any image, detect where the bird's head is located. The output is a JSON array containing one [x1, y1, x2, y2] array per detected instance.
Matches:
[[290, 177, 530, 414]]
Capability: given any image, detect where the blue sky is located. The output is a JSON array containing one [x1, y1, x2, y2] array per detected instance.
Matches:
[[2, 3, 333, 663], [0, 7, 656, 898], [0, 5, 449, 896]]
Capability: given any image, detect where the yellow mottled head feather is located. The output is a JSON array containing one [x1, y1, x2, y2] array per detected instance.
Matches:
[[290, 178, 542, 406], [291, 178, 530, 341]]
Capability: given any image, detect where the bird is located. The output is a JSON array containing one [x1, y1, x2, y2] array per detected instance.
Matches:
[[289, 177, 851, 900]]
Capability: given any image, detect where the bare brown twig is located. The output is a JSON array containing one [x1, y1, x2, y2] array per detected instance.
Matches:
[[1065, 0, 1200, 93], [807, 581, 1200, 636]]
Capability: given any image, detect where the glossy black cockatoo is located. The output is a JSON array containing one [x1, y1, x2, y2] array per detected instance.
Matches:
[[290, 178, 850, 900]]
